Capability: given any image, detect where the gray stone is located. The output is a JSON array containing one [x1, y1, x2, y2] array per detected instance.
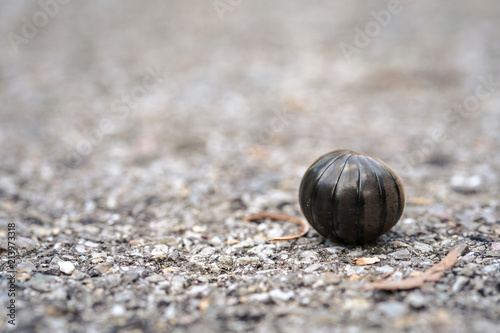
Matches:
[[95, 261, 114, 275], [451, 175, 483, 193], [218, 255, 233, 265], [460, 264, 478, 277], [16, 237, 40, 255], [28, 274, 61, 292], [146, 274, 165, 284], [170, 276, 186, 294], [75, 244, 86, 253], [269, 289, 295, 302], [197, 247, 216, 257], [325, 247, 344, 255], [320, 272, 342, 285], [168, 249, 180, 261], [84, 240, 100, 248], [413, 241, 433, 253], [377, 302, 408, 318], [187, 285, 210, 296], [389, 249, 411, 260], [71, 270, 88, 280], [375, 265, 395, 274], [304, 263, 322, 273], [298, 250, 319, 263], [406, 292, 426, 309], [16, 261, 36, 273], [236, 257, 260, 265], [209, 236, 223, 246], [461, 252, 476, 263], [452, 276, 469, 292], [122, 268, 142, 283], [249, 293, 270, 302], [482, 264, 500, 274], [472, 276, 485, 290]]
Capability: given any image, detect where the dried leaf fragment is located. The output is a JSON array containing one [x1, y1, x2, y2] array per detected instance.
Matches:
[[354, 257, 380, 266], [244, 213, 309, 241], [365, 246, 461, 291]]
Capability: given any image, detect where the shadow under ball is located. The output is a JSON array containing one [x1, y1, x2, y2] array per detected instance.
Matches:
[[299, 150, 406, 244]]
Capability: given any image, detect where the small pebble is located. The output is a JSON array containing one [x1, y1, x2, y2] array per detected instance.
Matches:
[[460, 264, 477, 277], [389, 249, 411, 260], [482, 264, 500, 274], [218, 255, 233, 265], [377, 302, 408, 318], [298, 250, 319, 264], [187, 285, 210, 296], [376, 265, 395, 274], [16, 237, 40, 255], [169, 250, 180, 261], [84, 240, 99, 248], [75, 244, 86, 253], [28, 274, 60, 292], [325, 247, 344, 254], [321, 272, 342, 285], [198, 247, 216, 257], [110, 304, 126, 316], [249, 293, 270, 302], [269, 289, 294, 302], [236, 257, 260, 265], [58, 261, 76, 275], [71, 270, 87, 280], [146, 274, 165, 284], [413, 241, 433, 252], [95, 261, 114, 275], [16, 261, 36, 273], [406, 292, 426, 309], [452, 276, 469, 292], [461, 252, 476, 263], [304, 263, 322, 272], [209, 236, 223, 246], [450, 175, 482, 193], [170, 276, 187, 294]]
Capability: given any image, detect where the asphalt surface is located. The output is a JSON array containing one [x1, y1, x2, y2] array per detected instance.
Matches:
[[1, 1, 499, 332]]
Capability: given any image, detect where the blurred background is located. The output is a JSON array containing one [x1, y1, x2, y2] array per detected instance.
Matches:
[[1, 1, 500, 332], [1, 0, 499, 235]]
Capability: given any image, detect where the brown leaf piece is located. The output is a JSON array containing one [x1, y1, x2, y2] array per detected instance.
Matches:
[[364, 246, 461, 291], [354, 257, 380, 266], [244, 213, 309, 241]]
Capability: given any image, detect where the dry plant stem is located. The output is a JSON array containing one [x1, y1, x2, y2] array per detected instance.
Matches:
[[364, 246, 461, 291], [244, 213, 310, 241]]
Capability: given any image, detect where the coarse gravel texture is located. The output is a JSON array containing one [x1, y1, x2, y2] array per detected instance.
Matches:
[[1, 1, 500, 333]]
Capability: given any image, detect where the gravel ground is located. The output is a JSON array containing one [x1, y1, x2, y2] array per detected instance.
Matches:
[[1, 1, 500, 332]]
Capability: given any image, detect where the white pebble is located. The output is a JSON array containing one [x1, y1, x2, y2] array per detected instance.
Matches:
[[236, 256, 260, 265], [58, 261, 75, 275], [270, 289, 295, 301]]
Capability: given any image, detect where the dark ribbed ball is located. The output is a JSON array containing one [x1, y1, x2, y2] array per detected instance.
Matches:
[[299, 150, 405, 244]]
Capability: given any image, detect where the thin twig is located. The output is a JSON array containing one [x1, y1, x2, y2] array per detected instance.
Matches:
[[364, 246, 461, 291], [244, 213, 310, 241]]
